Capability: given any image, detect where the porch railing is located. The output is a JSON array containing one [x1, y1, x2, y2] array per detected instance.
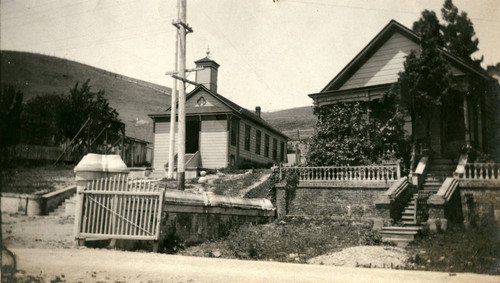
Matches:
[[457, 163, 500, 180], [286, 164, 400, 182]]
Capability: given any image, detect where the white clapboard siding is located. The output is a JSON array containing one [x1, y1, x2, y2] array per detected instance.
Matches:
[[238, 120, 286, 165], [153, 121, 178, 173], [200, 132, 228, 168], [340, 32, 419, 90]]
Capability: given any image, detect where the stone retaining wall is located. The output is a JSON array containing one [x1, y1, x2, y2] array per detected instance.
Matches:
[[159, 191, 275, 246], [459, 185, 500, 226]]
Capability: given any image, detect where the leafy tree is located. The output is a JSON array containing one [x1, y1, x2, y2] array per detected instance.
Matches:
[[20, 94, 67, 146], [441, 0, 482, 66], [0, 85, 23, 148], [61, 80, 124, 152]]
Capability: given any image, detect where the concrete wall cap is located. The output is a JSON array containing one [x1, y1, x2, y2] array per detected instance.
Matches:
[[74, 154, 130, 173]]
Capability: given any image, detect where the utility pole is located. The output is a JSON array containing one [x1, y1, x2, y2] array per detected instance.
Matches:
[[176, 0, 188, 190], [167, 0, 180, 180]]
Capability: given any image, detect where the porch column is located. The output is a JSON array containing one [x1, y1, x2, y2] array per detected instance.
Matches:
[[477, 96, 484, 151], [463, 96, 471, 147]]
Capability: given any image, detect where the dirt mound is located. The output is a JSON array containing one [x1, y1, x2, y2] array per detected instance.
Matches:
[[307, 246, 408, 269]]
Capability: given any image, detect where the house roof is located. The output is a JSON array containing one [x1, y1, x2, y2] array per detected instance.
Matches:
[[314, 19, 491, 97], [149, 85, 288, 139]]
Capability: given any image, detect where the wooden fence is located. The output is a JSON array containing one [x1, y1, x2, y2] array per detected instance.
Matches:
[[286, 164, 401, 182], [3, 144, 79, 162], [74, 176, 164, 249]]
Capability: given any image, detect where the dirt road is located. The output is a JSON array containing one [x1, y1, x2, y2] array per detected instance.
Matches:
[[11, 248, 499, 283]]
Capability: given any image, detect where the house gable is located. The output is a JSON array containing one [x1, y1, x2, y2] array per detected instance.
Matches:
[[338, 32, 419, 91], [185, 88, 232, 114], [313, 20, 490, 104]]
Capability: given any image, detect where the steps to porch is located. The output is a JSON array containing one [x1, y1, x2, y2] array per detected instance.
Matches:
[[422, 158, 455, 193], [380, 194, 423, 247]]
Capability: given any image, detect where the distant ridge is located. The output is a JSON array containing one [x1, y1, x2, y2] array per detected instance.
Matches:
[[261, 106, 316, 140], [0, 50, 171, 143]]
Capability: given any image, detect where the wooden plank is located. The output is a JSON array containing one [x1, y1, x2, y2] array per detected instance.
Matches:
[[155, 190, 164, 240], [139, 196, 145, 236], [81, 191, 163, 196], [147, 195, 153, 234], [133, 195, 139, 236], [78, 233, 156, 240]]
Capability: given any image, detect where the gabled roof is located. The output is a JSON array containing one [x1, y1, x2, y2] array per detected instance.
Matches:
[[149, 85, 288, 139], [317, 20, 491, 94]]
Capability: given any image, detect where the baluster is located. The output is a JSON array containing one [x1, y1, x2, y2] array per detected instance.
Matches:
[[466, 164, 471, 179], [479, 164, 484, 180]]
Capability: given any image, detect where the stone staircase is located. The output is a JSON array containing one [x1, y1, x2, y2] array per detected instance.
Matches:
[[422, 158, 455, 193], [48, 193, 77, 218], [380, 194, 423, 247]]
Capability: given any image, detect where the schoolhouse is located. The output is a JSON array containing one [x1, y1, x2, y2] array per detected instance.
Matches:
[[149, 55, 288, 176]]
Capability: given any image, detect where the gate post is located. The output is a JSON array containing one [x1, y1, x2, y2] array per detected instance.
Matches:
[[73, 186, 85, 247]]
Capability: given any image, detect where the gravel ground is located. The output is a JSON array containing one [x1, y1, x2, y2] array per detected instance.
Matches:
[[308, 246, 409, 268]]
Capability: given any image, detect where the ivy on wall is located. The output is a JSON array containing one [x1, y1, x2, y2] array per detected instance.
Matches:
[[307, 98, 409, 168]]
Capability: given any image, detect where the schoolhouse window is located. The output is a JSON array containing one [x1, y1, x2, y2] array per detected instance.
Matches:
[[264, 134, 270, 157], [244, 125, 251, 151], [255, 130, 261, 155], [280, 141, 285, 162], [272, 138, 277, 161]]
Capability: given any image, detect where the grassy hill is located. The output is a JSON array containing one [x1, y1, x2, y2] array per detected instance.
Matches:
[[0, 51, 171, 143], [261, 106, 316, 140], [0, 50, 316, 143]]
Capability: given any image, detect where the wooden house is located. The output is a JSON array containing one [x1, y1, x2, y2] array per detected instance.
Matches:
[[309, 20, 498, 163], [149, 55, 288, 176]]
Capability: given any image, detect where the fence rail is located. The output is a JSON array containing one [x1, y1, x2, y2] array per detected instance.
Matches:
[[458, 163, 500, 180], [2, 144, 79, 162], [75, 176, 164, 244], [285, 164, 400, 182]]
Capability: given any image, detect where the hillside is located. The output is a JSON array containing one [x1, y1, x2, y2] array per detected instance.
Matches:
[[261, 106, 316, 140], [0, 50, 316, 143], [0, 51, 171, 143]]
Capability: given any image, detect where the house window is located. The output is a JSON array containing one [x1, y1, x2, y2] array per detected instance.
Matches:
[[264, 134, 270, 157], [280, 141, 285, 162], [272, 138, 277, 161], [255, 130, 261, 155], [230, 118, 238, 146], [244, 125, 251, 151]]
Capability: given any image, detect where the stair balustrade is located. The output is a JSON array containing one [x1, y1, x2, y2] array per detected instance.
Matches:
[[287, 164, 400, 183], [459, 163, 500, 180]]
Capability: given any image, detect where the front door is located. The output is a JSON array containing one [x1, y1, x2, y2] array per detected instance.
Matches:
[[186, 121, 200, 153]]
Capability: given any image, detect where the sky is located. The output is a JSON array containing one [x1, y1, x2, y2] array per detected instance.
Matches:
[[1, 0, 499, 111]]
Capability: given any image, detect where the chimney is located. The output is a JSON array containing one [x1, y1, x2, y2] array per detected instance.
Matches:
[[255, 106, 261, 117], [194, 50, 220, 93]]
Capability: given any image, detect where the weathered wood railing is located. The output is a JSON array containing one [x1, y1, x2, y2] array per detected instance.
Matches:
[[415, 192, 429, 224], [457, 163, 500, 180], [285, 164, 400, 182], [74, 176, 164, 249]]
